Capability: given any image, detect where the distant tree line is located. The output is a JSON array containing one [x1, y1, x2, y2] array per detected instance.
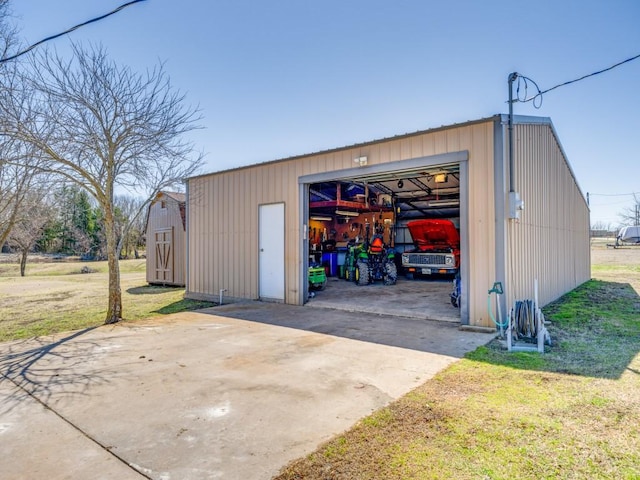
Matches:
[[2, 184, 147, 274], [38, 186, 145, 260]]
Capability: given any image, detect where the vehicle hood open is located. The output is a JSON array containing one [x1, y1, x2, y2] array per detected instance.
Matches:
[[407, 219, 460, 251]]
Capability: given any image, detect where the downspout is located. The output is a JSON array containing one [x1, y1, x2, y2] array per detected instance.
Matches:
[[494, 118, 508, 332], [504, 72, 522, 330], [507, 72, 524, 220], [508, 72, 517, 194], [185, 179, 189, 293]]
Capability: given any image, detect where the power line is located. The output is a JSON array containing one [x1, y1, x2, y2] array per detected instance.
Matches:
[[537, 53, 640, 98], [511, 52, 640, 107], [590, 199, 635, 207], [0, 0, 147, 64], [589, 192, 639, 197]]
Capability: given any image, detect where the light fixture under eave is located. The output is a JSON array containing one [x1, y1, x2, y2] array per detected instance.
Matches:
[[335, 210, 360, 217], [428, 199, 460, 207], [353, 156, 368, 166], [434, 173, 448, 183], [310, 216, 332, 221]]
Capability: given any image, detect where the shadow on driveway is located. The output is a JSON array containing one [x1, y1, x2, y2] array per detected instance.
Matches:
[[201, 302, 494, 358], [0, 327, 111, 415]]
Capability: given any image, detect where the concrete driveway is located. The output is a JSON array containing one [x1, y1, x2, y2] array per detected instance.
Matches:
[[0, 303, 494, 480]]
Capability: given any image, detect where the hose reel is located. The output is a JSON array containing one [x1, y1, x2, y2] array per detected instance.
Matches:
[[507, 280, 551, 353]]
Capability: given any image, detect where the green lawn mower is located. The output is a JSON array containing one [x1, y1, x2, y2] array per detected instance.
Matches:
[[344, 226, 397, 286]]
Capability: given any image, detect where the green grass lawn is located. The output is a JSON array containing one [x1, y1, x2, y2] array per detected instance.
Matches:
[[0, 258, 215, 342], [276, 278, 640, 478]]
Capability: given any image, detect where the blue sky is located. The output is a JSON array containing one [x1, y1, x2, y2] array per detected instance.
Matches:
[[9, 0, 640, 227]]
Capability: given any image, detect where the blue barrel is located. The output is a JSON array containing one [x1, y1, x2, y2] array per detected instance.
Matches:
[[322, 252, 338, 277]]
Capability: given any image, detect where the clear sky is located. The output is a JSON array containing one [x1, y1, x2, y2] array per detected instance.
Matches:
[[9, 0, 640, 227]]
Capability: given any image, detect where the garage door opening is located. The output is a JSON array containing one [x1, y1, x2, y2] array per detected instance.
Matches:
[[301, 160, 466, 324]]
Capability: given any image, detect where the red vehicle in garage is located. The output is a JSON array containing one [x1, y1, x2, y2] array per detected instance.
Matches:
[[401, 219, 460, 278]]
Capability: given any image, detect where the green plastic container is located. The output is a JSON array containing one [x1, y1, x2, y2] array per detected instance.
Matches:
[[308, 266, 327, 290]]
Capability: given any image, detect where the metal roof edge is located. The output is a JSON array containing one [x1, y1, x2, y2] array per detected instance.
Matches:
[[187, 115, 505, 181], [498, 113, 552, 125], [498, 114, 587, 207], [158, 191, 186, 204]]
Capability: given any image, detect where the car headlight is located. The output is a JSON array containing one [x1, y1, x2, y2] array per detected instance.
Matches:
[[401, 254, 409, 264], [445, 256, 454, 265]]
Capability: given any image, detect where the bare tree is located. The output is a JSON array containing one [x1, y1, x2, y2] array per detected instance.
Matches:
[[0, 0, 18, 58], [0, 0, 40, 247], [618, 194, 640, 227], [115, 195, 147, 259], [7, 189, 54, 276], [0, 44, 203, 323], [0, 146, 37, 246]]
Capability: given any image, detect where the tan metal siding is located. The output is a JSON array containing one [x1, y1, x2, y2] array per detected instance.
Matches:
[[187, 121, 498, 326], [506, 123, 590, 308], [466, 123, 496, 326], [145, 194, 186, 286]]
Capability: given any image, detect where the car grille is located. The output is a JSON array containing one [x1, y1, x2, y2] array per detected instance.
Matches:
[[406, 253, 448, 265]]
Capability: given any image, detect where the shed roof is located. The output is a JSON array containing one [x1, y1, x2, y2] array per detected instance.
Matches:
[[162, 191, 186, 203], [187, 114, 586, 206], [190, 114, 560, 181]]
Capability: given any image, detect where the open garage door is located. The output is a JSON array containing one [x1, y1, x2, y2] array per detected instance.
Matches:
[[300, 157, 468, 324]]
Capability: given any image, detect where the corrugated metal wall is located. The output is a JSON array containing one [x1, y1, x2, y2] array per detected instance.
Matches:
[[146, 194, 186, 286], [505, 123, 590, 308], [187, 119, 499, 327]]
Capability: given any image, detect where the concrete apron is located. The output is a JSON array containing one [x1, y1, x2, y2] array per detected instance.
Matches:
[[304, 276, 460, 323], [0, 305, 495, 480]]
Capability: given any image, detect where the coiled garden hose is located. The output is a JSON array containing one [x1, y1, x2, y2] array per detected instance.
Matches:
[[510, 299, 547, 341]]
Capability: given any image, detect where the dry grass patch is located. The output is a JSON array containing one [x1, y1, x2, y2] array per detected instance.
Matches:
[[0, 258, 215, 341]]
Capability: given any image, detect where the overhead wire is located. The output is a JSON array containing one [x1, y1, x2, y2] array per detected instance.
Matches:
[[0, 0, 147, 64], [589, 192, 639, 197], [590, 199, 636, 207], [511, 52, 640, 108], [514, 75, 543, 107]]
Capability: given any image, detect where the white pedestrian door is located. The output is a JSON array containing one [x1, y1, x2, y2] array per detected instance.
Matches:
[[259, 203, 285, 301]]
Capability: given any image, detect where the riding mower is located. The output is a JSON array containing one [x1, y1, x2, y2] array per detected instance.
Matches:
[[344, 223, 397, 286]]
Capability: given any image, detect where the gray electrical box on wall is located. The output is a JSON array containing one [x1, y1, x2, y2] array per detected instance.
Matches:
[[509, 191, 525, 219]]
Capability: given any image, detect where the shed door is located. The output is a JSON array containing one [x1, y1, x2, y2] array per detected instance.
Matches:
[[154, 227, 174, 283], [259, 203, 285, 301]]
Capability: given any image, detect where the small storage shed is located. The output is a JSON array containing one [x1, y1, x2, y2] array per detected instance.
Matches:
[[185, 115, 590, 328], [146, 191, 186, 286]]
